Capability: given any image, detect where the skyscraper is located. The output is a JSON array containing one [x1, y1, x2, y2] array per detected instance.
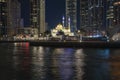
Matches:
[[66, 0, 77, 32], [80, 0, 107, 30], [0, 0, 7, 36], [30, 0, 46, 34], [0, 0, 21, 37], [114, 0, 120, 25], [80, 0, 89, 28], [106, 0, 114, 28]]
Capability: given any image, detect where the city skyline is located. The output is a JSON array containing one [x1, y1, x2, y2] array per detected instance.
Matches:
[[20, 0, 65, 28], [19, 0, 30, 27], [0, 0, 119, 37]]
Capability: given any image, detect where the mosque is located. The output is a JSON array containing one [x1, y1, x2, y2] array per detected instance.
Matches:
[[51, 16, 74, 37]]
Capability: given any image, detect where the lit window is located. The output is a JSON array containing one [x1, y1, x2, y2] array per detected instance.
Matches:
[[0, 0, 6, 2], [2, 13, 5, 15]]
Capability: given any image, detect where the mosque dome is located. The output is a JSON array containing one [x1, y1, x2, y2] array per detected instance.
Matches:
[[55, 24, 63, 30]]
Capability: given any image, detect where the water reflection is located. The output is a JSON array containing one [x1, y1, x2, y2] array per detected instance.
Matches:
[[13, 42, 31, 80], [0, 43, 119, 80], [31, 46, 45, 80], [53, 48, 75, 80], [75, 49, 85, 80], [83, 49, 110, 80], [0, 43, 15, 80], [110, 49, 120, 80]]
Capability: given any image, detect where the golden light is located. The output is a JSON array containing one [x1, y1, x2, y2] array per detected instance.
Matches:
[[114, 1, 120, 6], [55, 24, 63, 30]]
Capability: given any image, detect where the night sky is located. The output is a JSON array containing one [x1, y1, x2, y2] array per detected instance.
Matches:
[[20, 0, 65, 28], [46, 0, 65, 28], [19, 0, 30, 27]]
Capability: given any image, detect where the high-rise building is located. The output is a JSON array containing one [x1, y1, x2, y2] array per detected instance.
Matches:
[[89, 0, 106, 29], [106, 0, 114, 28], [30, 0, 46, 35], [0, 0, 7, 36], [8, 0, 22, 35], [80, 0, 89, 28], [113, 0, 120, 25], [0, 0, 21, 37], [80, 0, 107, 30], [66, 0, 77, 32]]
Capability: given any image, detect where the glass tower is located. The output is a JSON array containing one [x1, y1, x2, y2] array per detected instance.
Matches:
[[80, 0, 89, 28], [80, 0, 107, 30], [66, 0, 77, 32], [106, 0, 114, 28], [114, 0, 120, 25]]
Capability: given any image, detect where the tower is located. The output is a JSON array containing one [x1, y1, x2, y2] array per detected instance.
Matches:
[[114, 0, 120, 26], [62, 16, 65, 27], [80, 0, 107, 30], [0, 0, 7, 36], [66, 0, 77, 32], [89, 0, 106, 29], [80, 0, 89, 29], [30, 0, 45, 34], [106, 0, 114, 29], [0, 0, 21, 37]]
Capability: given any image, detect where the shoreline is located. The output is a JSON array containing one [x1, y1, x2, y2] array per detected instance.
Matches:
[[0, 40, 120, 48], [29, 41, 120, 48]]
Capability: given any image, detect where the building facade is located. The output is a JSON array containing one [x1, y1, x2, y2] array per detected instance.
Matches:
[[51, 24, 74, 37], [114, 0, 120, 26], [30, 0, 46, 35], [0, 0, 7, 36], [106, 0, 114, 29], [0, 0, 21, 37], [66, 0, 77, 32], [8, 0, 22, 35], [80, 0, 89, 28], [80, 0, 107, 30]]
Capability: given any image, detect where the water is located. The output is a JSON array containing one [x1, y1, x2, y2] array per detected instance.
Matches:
[[0, 42, 120, 80]]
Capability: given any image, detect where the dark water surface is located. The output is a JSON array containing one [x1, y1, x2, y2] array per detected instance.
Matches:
[[0, 42, 120, 80]]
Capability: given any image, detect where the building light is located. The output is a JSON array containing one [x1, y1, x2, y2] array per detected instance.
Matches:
[[114, 1, 120, 6], [0, 0, 6, 2]]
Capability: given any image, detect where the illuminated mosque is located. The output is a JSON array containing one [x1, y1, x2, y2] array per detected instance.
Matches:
[[51, 16, 74, 37]]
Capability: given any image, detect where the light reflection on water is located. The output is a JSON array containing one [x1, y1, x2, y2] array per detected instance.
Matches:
[[31, 46, 45, 80], [75, 49, 85, 80], [83, 49, 110, 80], [110, 49, 120, 80], [0, 43, 120, 80], [53, 48, 75, 80]]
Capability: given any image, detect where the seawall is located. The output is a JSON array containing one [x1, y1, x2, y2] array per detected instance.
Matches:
[[29, 41, 120, 48], [0, 40, 120, 48]]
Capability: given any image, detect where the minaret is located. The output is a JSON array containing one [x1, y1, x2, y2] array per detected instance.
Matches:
[[62, 16, 65, 27], [68, 17, 71, 29]]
